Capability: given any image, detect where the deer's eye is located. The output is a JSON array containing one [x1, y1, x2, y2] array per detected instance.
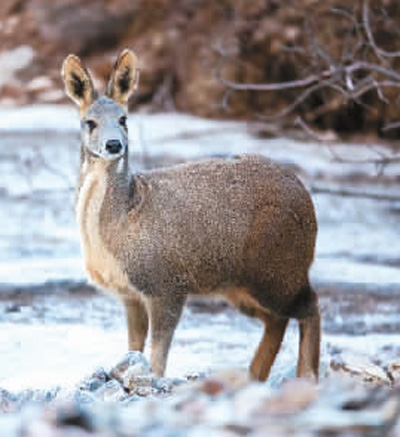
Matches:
[[86, 120, 97, 132], [119, 116, 127, 128]]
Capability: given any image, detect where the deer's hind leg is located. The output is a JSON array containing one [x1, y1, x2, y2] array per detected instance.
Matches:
[[225, 289, 289, 382], [249, 312, 288, 381], [283, 283, 320, 380], [297, 304, 320, 379]]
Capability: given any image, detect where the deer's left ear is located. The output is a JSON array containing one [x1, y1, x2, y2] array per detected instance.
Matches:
[[62, 54, 96, 114], [106, 49, 139, 106]]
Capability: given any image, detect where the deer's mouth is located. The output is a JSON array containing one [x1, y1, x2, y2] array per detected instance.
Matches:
[[86, 145, 126, 160]]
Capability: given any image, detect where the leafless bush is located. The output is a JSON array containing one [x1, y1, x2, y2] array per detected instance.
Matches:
[[216, 0, 400, 200], [217, 1, 400, 134]]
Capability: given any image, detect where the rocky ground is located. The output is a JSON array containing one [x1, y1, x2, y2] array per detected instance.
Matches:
[[1, 351, 400, 436], [0, 108, 399, 435]]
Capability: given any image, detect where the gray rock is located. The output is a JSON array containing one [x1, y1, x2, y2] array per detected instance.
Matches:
[[92, 380, 128, 403], [79, 367, 110, 392], [110, 351, 152, 384], [121, 394, 142, 406], [152, 377, 187, 394], [123, 371, 153, 393]]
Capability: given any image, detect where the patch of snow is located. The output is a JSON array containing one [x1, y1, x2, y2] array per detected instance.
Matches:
[[0, 324, 124, 391], [0, 258, 85, 287], [0, 105, 77, 131], [311, 258, 400, 287]]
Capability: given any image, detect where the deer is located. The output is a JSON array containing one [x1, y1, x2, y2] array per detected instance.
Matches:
[[62, 49, 320, 381]]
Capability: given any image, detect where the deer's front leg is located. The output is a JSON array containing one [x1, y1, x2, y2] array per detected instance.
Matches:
[[147, 293, 186, 377], [123, 295, 149, 352]]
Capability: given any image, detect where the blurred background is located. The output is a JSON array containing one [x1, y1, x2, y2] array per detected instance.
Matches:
[[0, 0, 399, 412], [0, 0, 400, 138]]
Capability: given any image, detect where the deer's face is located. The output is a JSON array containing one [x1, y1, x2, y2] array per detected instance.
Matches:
[[82, 96, 128, 160]]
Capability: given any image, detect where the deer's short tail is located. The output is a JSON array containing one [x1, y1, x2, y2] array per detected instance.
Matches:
[[283, 283, 319, 319]]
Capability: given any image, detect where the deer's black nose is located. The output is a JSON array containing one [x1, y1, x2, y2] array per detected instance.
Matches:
[[105, 139, 122, 154]]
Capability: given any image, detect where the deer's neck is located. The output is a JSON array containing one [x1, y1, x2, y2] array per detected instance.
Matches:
[[76, 152, 138, 294], [77, 152, 133, 249]]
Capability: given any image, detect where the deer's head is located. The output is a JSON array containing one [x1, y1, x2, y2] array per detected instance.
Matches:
[[62, 50, 139, 161]]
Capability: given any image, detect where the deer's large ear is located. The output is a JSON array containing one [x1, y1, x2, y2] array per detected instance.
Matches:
[[62, 55, 96, 114], [106, 49, 139, 106]]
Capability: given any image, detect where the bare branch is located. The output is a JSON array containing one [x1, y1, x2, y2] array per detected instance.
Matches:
[[256, 80, 343, 121], [382, 121, 400, 132], [294, 116, 335, 142], [217, 62, 334, 92], [219, 60, 400, 96], [363, 0, 400, 59], [331, 7, 364, 62]]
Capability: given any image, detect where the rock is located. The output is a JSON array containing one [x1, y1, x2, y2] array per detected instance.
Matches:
[[388, 362, 400, 384], [256, 378, 318, 415], [79, 367, 109, 392], [92, 380, 128, 403], [55, 402, 95, 432], [152, 377, 187, 394], [109, 351, 152, 384], [185, 371, 208, 382], [122, 370, 153, 393], [230, 383, 275, 423], [120, 394, 142, 406], [329, 353, 391, 386], [73, 390, 95, 406], [197, 377, 226, 396], [0, 388, 19, 413]]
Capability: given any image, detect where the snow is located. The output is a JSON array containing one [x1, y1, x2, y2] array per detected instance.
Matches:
[[311, 258, 400, 287], [0, 258, 84, 287], [0, 105, 77, 131], [0, 324, 124, 391]]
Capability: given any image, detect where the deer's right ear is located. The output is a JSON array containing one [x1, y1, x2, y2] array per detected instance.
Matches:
[[62, 55, 96, 113]]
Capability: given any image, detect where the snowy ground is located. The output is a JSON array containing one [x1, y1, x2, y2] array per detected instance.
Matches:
[[0, 105, 399, 392]]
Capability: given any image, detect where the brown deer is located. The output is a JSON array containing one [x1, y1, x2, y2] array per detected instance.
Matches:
[[62, 49, 320, 381]]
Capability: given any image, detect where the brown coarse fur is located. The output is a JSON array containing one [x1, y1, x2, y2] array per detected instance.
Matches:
[[62, 49, 321, 381]]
